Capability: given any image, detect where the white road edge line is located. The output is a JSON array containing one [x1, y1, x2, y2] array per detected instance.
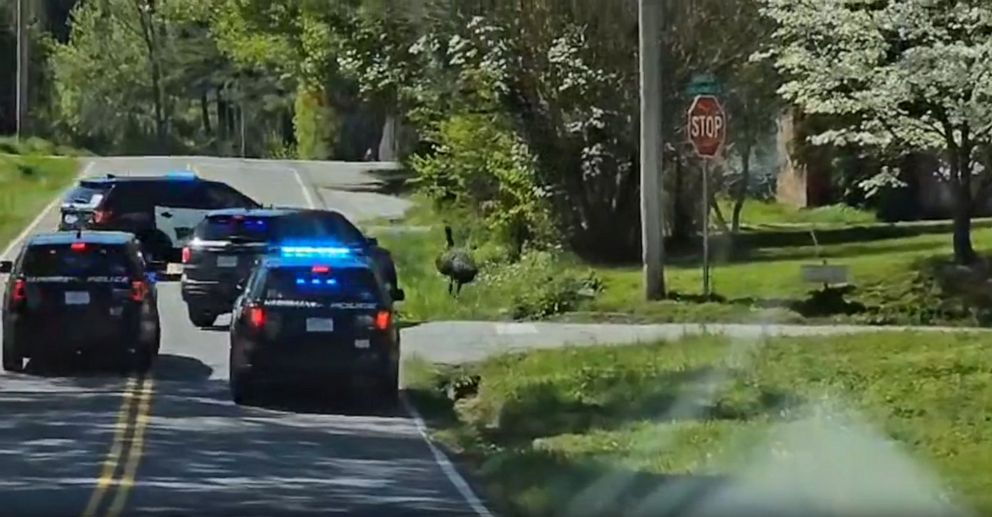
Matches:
[[2, 160, 95, 260], [289, 165, 491, 516], [400, 394, 494, 517], [292, 167, 317, 209]]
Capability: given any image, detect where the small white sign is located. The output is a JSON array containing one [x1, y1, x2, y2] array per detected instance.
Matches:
[[306, 318, 334, 333], [63, 214, 79, 224], [801, 264, 850, 284], [166, 263, 184, 275], [354, 339, 371, 349], [65, 291, 91, 305], [217, 255, 238, 268]]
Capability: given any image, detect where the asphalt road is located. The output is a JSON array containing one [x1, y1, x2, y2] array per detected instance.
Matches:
[[0, 157, 492, 517], [0, 156, 981, 517]]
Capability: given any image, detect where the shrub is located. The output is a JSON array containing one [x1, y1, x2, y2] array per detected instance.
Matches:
[[411, 113, 556, 254], [294, 85, 336, 160], [485, 250, 603, 320]]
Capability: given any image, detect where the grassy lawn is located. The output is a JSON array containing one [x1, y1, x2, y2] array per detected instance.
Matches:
[[405, 332, 992, 516], [0, 154, 80, 249], [371, 195, 992, 326], [715, 197, 878, 228]]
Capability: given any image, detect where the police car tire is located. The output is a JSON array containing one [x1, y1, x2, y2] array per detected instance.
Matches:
[[230, 372, 254, 405], [2, 344, 24, 373], [188, 308, 217, 328], [378, 368, 399, 404]]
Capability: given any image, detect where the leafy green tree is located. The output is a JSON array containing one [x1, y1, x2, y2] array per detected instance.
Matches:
[[762, 0, 992, 264]]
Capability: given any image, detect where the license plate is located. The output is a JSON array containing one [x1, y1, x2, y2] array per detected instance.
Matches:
[[354, 339, 370, 349], [306, 318, 334, 333], [166, 263, 184, 275], [65, 291, 90, 305], [217, 255, 238, 268]]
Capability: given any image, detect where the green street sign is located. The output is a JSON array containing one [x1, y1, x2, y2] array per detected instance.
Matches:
[[686, 73, 722, 96]]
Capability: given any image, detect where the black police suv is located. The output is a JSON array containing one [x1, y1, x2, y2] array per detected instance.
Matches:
[[181, 208, 399, 328], [281, 208, 399, 291], [59, 171, 260, 267], [228, 252, 405, 405], [181, 208, 303, 327], [1, 231, 161, 373]]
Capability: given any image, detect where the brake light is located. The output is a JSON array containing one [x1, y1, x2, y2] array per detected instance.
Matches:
[[130, 280, 149, 302], [375, 310, 391, 330], [11, 279, 26, 306], [248, 306, 266, 328], [71, 242, 87, 252], [181, 246, 191, 264], [311, 265, 330, 273], [92, 209, 113, 224]]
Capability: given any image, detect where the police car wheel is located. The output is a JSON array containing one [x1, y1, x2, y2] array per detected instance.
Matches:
[[377, 369, 399, 405], [131, 349, 154, 374], [2, 343, 24, 373], [188, 307, 217, 328], [230, 372, 254, 405]]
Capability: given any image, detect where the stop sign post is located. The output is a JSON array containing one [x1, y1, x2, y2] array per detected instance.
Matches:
[[687, 95, 727, 297]]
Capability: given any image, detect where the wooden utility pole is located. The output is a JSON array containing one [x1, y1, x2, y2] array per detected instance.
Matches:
[[639, 0, 666, 300], [15, 0, 29, 140]]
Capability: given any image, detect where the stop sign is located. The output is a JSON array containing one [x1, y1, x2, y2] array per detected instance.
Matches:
[[687, 95, 727, 159]]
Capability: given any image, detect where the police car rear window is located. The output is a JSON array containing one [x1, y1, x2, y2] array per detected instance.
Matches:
[[64, 185, 107, 207], [21, 244, 134, 277], [195, 216, 277, 242], [262, 267, 381, 303]]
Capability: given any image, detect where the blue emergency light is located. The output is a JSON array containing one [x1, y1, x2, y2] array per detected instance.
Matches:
[[279, 244, 352, 258], [166, 170, 198, 181]]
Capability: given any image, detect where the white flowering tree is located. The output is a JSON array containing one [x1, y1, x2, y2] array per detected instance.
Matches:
[[762, 0, 992, 264]]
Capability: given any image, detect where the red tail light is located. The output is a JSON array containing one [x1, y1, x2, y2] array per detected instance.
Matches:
[[71, 242, 87, 252], [11, 279, 26, 307], [92, 209, 112, 224], [374, 310, 391, 330], [248, 306, 266, 328], [130, 280, 149, 302], [181, 246, 191, 264]]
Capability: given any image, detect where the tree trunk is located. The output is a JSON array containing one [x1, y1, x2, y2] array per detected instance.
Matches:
[[710, 192, 729, 233], [200, 91, 212, 135], [731, 141, 753, 234], [953, 170, 977, 264]]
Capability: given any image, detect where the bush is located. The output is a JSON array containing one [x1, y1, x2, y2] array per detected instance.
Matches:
[[294, 85, 336, 160], [411, 113, 556, 254], [486, 250, 603, 320]]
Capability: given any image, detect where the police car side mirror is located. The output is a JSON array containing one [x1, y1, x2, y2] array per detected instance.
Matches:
[[392, 288, 405, 302], [367, 237, 378, 247], [0, 261, 12, 274]]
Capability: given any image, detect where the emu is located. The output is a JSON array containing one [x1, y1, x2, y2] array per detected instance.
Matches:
[[435, 225, 478, 296]]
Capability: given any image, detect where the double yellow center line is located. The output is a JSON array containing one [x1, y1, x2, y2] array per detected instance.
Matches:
[[82, 375, 156, 517]]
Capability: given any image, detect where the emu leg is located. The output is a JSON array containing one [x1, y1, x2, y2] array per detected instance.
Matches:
[[448, 279, 454, 295]]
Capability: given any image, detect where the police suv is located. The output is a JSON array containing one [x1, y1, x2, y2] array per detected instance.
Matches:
[[228, 246, 405, 405], [181, 208, 399, 328], [60, 171, 260, 267], [181, 208, 299, 327], [1, 231, 161, 373]]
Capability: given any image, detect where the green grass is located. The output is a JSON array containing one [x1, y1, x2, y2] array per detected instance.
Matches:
[[0, 136, 92, 157], [0, 154, 80, 249], [716, 197, 878, 228], [406, 332, 992, 516], [376, 195, 992, 326]]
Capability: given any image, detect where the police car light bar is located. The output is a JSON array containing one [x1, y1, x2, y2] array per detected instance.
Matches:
[[166, 171, 198, 181], [279, 245, 351, 258]]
